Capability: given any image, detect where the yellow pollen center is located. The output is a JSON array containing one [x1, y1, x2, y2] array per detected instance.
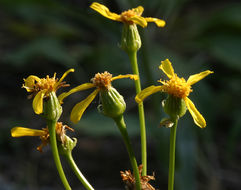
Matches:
[[161, 75, 192, 98], [91, 71, 112, 90], [121, 10, 136, 23], [36, 75, 57, 92]]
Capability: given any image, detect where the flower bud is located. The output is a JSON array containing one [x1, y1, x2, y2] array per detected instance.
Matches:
[[121, 24, 141, 53], [162, 95, 187, 120], [98, 87, 126, 119], [43, 92, 62, 121], [59, 136, 77, 155]]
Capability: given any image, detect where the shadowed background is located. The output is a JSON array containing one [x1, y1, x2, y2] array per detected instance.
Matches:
[[1, 0, 241, 189]]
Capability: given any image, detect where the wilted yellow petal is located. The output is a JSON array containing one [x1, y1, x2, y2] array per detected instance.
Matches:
[[11, 127, 45, 137], [58, 83, 95, 104], [130, 16, 147, 27], [135, 85, 163, 103], [55, 68, 74, 87], [23, 75, 41, 92], [187, 70, 213, 85], [90, 2, 121, 21], [184, 97, 206, 128], [159, 59, 175, 78], [132, 6, 144, 16], [70, 89, 99, 123], [33, 90, 47, 114], [145, 17, 166, 27], [111, 74, 138, 81]]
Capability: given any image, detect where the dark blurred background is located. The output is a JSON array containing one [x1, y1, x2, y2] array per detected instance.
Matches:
[[1, 0, 241, 189]]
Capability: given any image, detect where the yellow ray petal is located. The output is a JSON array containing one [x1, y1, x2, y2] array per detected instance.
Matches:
[[129, 16, 147, 27], [11, 127, 45, 137], [132, 6, 144, 16], [135, 85, 163, 103], [33, 89, 47, 114], [23, 75, 41, 92], [90, 2, 121, 21], [111, 74, 138, 81], [55, 68, 74, 87], [70, 89, 99, 123], [184, 97, 206, 128], [159, 59, 175, 78], [145, 17, 166, 27], [58, 83, 95, 104], [187, 70, 214, 85]]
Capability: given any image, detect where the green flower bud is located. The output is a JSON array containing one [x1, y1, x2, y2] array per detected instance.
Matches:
[[162, 95, 187, 120], [59, 136, 77, 155], [121, 24, 141, 53], [98, 87, 126, 119], [43, 92, 62, 121]]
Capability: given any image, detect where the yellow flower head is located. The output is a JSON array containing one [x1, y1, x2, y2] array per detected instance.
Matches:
[[135, 59, 213, 128], [22, 69, 74, 114], [58, 71, 138, 123], [90, 2, 166, 28], [11, 122, 74, 152]]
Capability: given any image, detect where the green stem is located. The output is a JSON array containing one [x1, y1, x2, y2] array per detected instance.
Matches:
[[65, 152, 94, 190], [114, 116, 141, 190], [128, 51, 147, 176], [47, 120, 71, 190], [168, 119, 178, 190]]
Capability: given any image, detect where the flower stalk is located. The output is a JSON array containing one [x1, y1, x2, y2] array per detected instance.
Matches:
[[128, 50, 147, 176], [114, 116, 141, 190], [168, 119, 178, 190], [64, 151, 94, 190], [47, 120, 71, 190]]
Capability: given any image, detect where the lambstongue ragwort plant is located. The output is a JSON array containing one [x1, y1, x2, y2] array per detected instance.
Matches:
[[58, 71, 143, 190], [10, 2, 214, 190], [136, 59, 213, 190], [90, 2, 166, 176]]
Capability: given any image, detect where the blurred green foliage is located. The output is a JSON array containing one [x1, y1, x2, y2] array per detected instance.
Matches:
[[1, 0, 241, 189]]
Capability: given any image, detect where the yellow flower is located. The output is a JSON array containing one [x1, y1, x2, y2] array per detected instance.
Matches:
[[135, 59, 213, 128], [58, 71, 138, 123], [22, 69, 74, 114], [11, 122, 74, 152], [90, 2, 166, 28]]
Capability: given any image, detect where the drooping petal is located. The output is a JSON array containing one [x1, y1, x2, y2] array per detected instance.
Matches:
[[11, 127, 45, 137], [33, 89, 47, 114], [129, 16, 147, 27], [111, 74, 139, 81], [187, 70, 214, 85], [145, 17, 166, 27], [90, 2, 121, 21], [58, 83, 95, 104], [55, 68, 75, 88], [70, 89, 99, 123], [184, 97, 206, 128], [132, 6, 144, 16], [159, 59, 175, 78], [135, 85, 163, 103], [23, 75, 41, 92]]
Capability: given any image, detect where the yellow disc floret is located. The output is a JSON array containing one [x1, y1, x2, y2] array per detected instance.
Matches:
[[121, 9, 137, 24], [91, 71, 113, 90], [35, 75, 57, 93], [160, 74, 192, 99]]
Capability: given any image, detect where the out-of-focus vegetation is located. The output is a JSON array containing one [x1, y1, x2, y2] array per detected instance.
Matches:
[[0, 0, 241, 189]]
